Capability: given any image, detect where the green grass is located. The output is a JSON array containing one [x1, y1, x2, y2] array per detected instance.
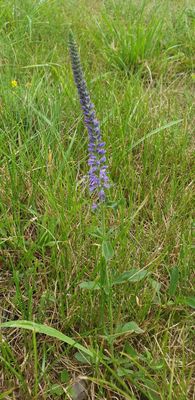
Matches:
[[0, 0, 194, 399]]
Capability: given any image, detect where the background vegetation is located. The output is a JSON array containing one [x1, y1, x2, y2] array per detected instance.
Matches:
[[0, 0, 194, 399]]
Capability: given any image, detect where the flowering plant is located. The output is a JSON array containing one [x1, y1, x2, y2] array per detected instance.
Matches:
[[69, 32, 109, 209]]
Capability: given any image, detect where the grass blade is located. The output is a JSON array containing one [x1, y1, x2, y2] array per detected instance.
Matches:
[[0, 320, 93, 357], [131, 119, 183, 149]]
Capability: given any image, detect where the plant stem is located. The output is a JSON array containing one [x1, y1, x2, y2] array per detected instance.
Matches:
[[100, 207, 114, 344]]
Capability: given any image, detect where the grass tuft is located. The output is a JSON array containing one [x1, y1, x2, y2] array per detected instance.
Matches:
[[0, 0, 194, 398]]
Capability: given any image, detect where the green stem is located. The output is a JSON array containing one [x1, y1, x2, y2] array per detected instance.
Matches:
[[99, 256, 106, 330], [32, 330, 38, 399], [100, 207, 114, 347], [106, 263, 114, 355]]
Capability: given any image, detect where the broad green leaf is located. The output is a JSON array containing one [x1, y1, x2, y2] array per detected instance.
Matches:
[[181, 296, 195, 309], [149, 278, 161, 305], [102, 240, 114, 261], [113, 269, 148, 285], [88, 227, 103, 239], [116, 321, 144, 335], [169, 266, 179, 296], [74, 351, 91, 364], [124, 344, 138, 359], [149, 361, 164, 371], [150, 279, 161, 294], [117, 367, 133, 377], [79, 281, 100, 290], [106, 200, 122, 209], [60, 369, 70, 383], [0, 320, 93, 357], [49, 384, 64, 396]]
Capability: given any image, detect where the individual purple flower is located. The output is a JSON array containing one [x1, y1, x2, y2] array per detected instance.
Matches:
[[69, 32, 109, 207]]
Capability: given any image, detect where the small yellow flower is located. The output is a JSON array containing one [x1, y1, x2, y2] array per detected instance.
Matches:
[[11, 80, 18, 88]]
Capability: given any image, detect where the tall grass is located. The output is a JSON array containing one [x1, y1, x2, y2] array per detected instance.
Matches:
[[0, 0, 194, 399]]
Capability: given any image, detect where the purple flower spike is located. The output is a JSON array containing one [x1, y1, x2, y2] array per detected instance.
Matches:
[[69, 32, 109, 208]]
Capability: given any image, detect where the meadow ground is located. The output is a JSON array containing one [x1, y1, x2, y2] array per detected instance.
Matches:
[[0, 0, 194, 399]]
